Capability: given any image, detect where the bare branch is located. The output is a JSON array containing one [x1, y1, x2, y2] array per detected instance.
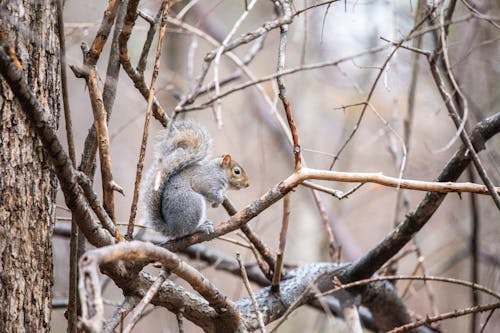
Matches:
[[103, 297, 139, 333], [166, 156, 500, 252], [0, 42, 114, 248], [84, 0, 121, 66], [56, 1, 81, 331], [212, 0, 258, 127], [78, 241, 244, 330], [127, 1, 171, 240], [342, 305, 363, 333], [136, 9, 161, 75], [71, 65, 119, 223], [427, 6, 500, 209], [346, 112, 500, 281], [122, 272, 168, 333], [118, 0, 169, 127], [275, 0, 302, 172], [388, 303, 500, 333], [324, 275, 500, 301], [237, 254, 267, 333], [178, 14, 475, 113], [271, 194, 290, 292], [76, 171, 119, 239], [310, 188, 339, 260], [223, 197, 276, 278]]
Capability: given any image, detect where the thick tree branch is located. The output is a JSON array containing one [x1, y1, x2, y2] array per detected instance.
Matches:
[[347, 112, 500, 281], [79, 241, 244, 332]]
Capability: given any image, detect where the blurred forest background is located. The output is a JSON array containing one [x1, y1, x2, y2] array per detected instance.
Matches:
[[46, 0, 499, 332]]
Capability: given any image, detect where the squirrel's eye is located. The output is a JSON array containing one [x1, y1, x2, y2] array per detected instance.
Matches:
[[233, 168, 241, 175]]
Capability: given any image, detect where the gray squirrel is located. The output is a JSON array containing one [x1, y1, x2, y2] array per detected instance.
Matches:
[[140, 120, 249, 240]]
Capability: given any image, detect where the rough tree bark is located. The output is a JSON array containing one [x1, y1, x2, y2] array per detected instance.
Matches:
[[0, 1, 60, 332]]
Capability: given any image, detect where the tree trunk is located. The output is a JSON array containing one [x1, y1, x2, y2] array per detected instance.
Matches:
[[0, 1, 61, 332]]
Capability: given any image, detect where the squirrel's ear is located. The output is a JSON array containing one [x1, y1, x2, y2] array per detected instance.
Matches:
[[221, 154, 232, 168]]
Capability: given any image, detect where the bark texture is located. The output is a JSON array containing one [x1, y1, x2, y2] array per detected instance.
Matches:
[[0, 1, 60, 332]]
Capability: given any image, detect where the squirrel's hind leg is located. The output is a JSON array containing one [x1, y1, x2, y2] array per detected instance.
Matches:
[[194, 220, 214, 234]]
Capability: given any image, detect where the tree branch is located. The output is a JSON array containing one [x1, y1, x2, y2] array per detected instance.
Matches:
[[78, 241, 244, 332], [0, 42, 114, 248], [347, 111, 500, 281]]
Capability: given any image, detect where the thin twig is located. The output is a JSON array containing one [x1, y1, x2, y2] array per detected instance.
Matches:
[[400, 251, 438, 318], [299, 0, 308, 66], [402, 248, 438, 317], [275, 1, 302, 171], [136, 9, 161, 75], [216, 235, 252, 249], [310, 188, 338, 260], [126, 0, 170, 240], [294, 0, 340, 17], [75, 171, 119, 239], [203, 2, 293, 61], [302, 181, 363, 199], [223, 197, 277, 275], [176, 311, 185, 333], [103, 297, 139, 333], [58, 2, 76, 166], [378, 247, 416, 274], [388, 302, 500, 333], [271, 194, 290, 292], [330, 42, 407, 169], [479, 309, 495, 333], [429, 7, 500, 209], [195, 35, 265, 98], [238, 237, 272, 279], [57, 0, 80, 330], [434, 9, 469, 154], [118, 0, 169, 126], [392, 0, 426, 228], [237, 253, 267, 333], [460, 0, 500, 30], [468, 167, 480, 332], [122, 271, 168, 333], [269, 277, 322, 333], [212, 0, 258, 127], [177, 0, 201, 20], [177, 14, 473, 114], [168, 16, 288, 145], [271, 252, 284, 289], [323, 275, 500, 300], [416, 250, 438, 316]]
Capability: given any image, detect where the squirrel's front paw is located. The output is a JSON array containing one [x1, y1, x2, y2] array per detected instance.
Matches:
[[196, 220, 214, 234], [211, 202, 220, 208]]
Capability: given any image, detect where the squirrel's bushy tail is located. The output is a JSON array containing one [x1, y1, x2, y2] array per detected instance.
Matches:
[[139, 120, 212, 231]]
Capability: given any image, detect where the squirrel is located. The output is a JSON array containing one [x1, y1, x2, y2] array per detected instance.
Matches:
[[140, 120, 250, 240]]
